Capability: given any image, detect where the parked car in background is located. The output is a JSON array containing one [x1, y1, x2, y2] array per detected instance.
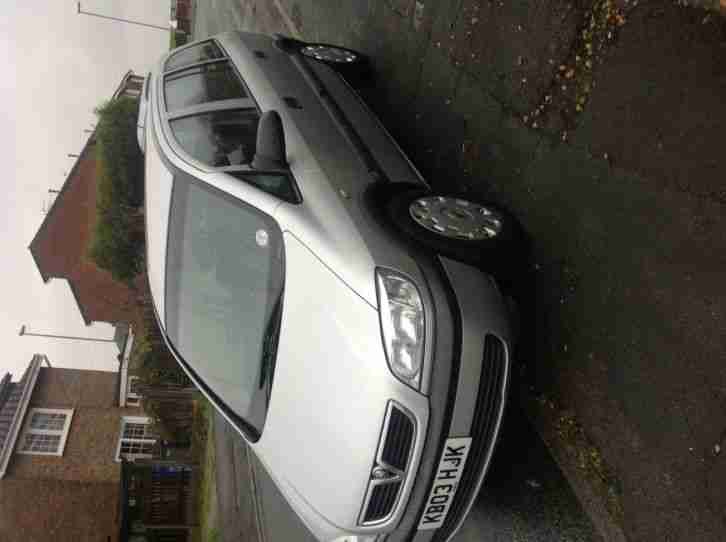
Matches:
[[138, 31, 521, 542]]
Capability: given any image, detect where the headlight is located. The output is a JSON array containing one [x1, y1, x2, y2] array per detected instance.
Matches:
[[376, 269, 425, 389]]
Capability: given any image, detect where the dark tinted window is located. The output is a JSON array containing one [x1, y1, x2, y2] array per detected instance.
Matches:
[[166, 40, 223, 71], [165, 173, 284, 435], [170, 110, 259, 167], [165, 61, 247, 111], [228, 172, 300, 203]]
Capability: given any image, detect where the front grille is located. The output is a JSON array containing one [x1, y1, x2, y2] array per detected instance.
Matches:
[[381, 405, 415, 472], [433, 334, 507, 541], [363, 480, 402, 523], [359, 403, 415, 525]]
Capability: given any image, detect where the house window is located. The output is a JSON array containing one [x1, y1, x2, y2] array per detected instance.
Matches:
[[18, 408, 74, 456], [116, 416, 157, 462], [126, 376, 142, 407]]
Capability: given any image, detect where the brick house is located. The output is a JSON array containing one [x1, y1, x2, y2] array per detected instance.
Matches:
[[0, 354, 158, 542], [0, 351, 198, 542], [171, 0, 193, 34], [28, 71, 145, 326]]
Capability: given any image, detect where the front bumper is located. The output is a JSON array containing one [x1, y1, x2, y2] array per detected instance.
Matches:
[[387, 256, 512, 542]]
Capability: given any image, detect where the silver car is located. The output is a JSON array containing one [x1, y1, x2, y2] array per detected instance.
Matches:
[[139, 32, 519, 542]]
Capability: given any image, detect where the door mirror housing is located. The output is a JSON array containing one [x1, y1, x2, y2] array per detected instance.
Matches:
[[252, 110, 287, 170]]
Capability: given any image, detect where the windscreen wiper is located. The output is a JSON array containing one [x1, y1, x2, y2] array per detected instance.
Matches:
[[258, 292, 284, 393]]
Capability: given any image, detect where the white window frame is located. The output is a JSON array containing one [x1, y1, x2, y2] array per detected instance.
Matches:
[[115, 416, 156, 462], [17, 408, 74, 456], [126, 376, 142, 407]]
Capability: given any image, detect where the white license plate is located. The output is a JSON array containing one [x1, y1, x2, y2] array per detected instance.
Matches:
[[417, 436, 472, 530]]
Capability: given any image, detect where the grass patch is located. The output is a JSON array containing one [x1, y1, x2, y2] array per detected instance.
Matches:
[[192, 398, 219, 542], [191, 397, 213, 458]]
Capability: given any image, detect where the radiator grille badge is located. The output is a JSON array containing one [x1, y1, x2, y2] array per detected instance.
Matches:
[[371, 466, 397, 480]]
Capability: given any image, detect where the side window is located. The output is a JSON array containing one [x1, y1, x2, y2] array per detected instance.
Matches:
[[165, 61, 247, 112], [17, 408, 74, 456], [116, 417, 157, 462], [166, 40, 223, 71], [170, 109, 259, 167], [228, 172, 300, 203]]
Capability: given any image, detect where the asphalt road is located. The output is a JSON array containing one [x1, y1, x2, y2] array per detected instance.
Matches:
[[194, 0, 602, 540]]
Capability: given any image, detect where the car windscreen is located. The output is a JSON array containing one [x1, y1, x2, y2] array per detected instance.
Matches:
[[165, 172, 284, 436]]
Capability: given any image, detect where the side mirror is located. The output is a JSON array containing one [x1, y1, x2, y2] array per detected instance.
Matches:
[[252, 111, 287, 170]]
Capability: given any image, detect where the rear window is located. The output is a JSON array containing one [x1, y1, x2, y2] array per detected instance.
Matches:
[[170, 109, 259, 167], [165, 61, 247, 112], [166, 40, 224, 71]]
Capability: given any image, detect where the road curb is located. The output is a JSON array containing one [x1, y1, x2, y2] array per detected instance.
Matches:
[[521, 389, 628, 542], [245, 444, 267, 542]]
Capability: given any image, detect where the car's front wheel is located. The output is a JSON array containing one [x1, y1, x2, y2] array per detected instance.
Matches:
[[387, 190, 525, 277]]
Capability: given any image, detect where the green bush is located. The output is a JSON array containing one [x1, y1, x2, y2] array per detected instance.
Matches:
[[89, 97, 145, 283]]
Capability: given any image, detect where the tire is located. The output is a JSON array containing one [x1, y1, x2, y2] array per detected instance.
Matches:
[[387, 190, 526, 278]]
